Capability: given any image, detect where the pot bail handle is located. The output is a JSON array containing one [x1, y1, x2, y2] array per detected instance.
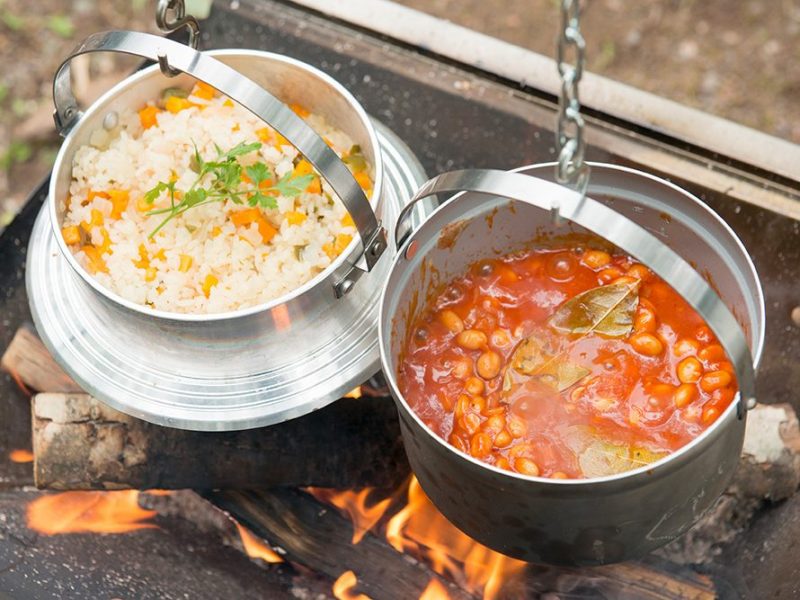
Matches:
[[52, 30, 386, 278], [408, 168, 757, 419]]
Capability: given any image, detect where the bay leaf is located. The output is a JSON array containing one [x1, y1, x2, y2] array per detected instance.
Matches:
[[547, 280, 641, 338], [578, 441, 668, 478], [562, 425, 668, 477], [505, 335, 590, 394]]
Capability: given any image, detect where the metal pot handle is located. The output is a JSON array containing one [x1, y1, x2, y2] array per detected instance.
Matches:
[[409, 168, 756, 419], [52, 30, 386, 290]]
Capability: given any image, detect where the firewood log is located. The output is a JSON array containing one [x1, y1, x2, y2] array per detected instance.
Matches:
[[32, 392, 409, 490]]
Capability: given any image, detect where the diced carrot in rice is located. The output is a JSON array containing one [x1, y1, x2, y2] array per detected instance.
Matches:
[[61, 225, 81, 245], [138, 105, 161, 129], [284, 211, 307, 226], [202, 274, 219, 298]]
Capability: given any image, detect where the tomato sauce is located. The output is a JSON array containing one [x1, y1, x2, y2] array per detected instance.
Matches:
[[398, 248, 738, 479]]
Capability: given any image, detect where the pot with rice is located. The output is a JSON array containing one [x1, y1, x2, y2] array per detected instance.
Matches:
[[27, 30, 430, 430]]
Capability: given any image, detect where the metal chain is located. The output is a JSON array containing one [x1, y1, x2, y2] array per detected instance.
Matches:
[[555, 0, 589, 195]]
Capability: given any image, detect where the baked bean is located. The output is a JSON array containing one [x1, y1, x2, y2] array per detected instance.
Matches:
[[626, 264, 651, 281], [677, 356, 703, 383], [507, 414, 528, 438], [466, 395, 487, 414], [451, 356, 473, 379], [454, 394, 469, 420], [464, 376, 485, 396], [471, 432, 493, 458], [449, 433, 468, 453], [634, 306, 658, 333], [630, 332, 664, 356], [702, 405, 720, 424], [477, 350, 502, 379], [490, 328, 511, 348], [597, 266, 624, 283], [673, 338, 700, 357], [581, 249, 611, 269], [710, 387, 736, 408], [495, 457, 510, 470], [698, 344, 725, 363], [673, 383, 698, 408], [509, 441, 533, 458], [494, 430, 512, 448], [611, 275, 639, 287], [463, 412, 482, 435], [484, 414, 506, 433], [700, 370, 732, 393], [715, 361, 736, 374], [456, 329, 488, 350], [551, 471, 569, 479], [514, 457, 540, 476], [438, 309, 464, 334]]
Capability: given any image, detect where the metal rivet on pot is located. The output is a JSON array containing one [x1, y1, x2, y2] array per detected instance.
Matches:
[[405, 240, 418, 260], [103, 111, 119, 130], [370, 239, 385, 257], [746, 397, 757, 410], [338, 279, 355, 296]]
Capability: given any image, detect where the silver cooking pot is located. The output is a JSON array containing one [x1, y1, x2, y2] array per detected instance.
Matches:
[[29, 31, 429, 430], [379, 165, 764, 564]]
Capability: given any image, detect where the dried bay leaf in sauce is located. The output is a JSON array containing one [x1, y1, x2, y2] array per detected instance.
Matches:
[[563, 426, 668, 477], [505, 333, 590, 394], [548, 280, 641, 338]]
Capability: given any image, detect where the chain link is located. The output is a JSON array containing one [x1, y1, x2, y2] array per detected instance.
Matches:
[[555, 0, 589, 195]]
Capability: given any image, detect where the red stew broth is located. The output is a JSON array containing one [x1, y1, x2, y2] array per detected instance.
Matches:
[[398, 247, 738, 479]]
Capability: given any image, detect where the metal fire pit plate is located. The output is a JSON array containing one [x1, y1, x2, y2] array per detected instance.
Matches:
[[27, 122, 427, 431]]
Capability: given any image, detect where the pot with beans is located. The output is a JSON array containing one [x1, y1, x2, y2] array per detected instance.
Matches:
[[379, 164, 764, 564]]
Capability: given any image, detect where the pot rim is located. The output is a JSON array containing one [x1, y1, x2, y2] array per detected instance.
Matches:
[[378, 161, 766, 486], [48, 48, 385, 323]]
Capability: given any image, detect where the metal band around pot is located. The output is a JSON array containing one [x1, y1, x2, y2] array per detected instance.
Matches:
[[52, 30, 386, 275], [407, 168, 756, 419]]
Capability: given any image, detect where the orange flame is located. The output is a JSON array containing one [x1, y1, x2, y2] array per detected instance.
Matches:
[[308, 487, 393, 544], [420, 578, 451, 600], [9, 449, 34, 463], [26, 491, 157, 535], [332, 570, 372, 600], [386, 478, 526, 599], [314, 477, 525, 600], [234, 522, 283, 563], [344, 386, 363, 399]]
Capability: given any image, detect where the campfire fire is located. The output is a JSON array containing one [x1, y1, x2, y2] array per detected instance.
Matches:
[[333, 570, 371, 600], [235, 521, 283, 564], [9, 448, 33, 463], [310, 477, 526, 600], [26, 491, 157, 535]]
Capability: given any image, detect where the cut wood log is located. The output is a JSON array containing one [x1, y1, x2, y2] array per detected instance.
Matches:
[[1, 324, 81, 394], [207, 487, 476, 600], [33, 392, 409, 491], [207, 488, 718, 600]]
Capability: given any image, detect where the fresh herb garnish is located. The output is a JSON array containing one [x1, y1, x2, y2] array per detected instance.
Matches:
[[143, 141, 315, 238]]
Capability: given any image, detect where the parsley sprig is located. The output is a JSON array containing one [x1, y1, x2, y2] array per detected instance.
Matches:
[[144, 141, 315, 238]]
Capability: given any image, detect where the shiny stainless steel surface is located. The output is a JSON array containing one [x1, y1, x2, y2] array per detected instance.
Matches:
[[52, 33, 385, 293], [378, 164, 765, 564], [33, 36, 430, 429]]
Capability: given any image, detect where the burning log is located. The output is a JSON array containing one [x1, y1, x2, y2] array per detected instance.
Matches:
[[208, 485, 719, 600], [32, 392, 409, 490], [207, 487, 475, 600]]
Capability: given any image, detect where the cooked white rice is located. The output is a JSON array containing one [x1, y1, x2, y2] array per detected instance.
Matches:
[[61, 84, 371, 314]]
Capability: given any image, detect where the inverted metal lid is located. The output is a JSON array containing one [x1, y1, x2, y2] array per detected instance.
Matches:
[[27, 123, 428, 431]]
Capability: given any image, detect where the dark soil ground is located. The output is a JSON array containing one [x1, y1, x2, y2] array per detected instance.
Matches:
[[0, 0, 797, 227]]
